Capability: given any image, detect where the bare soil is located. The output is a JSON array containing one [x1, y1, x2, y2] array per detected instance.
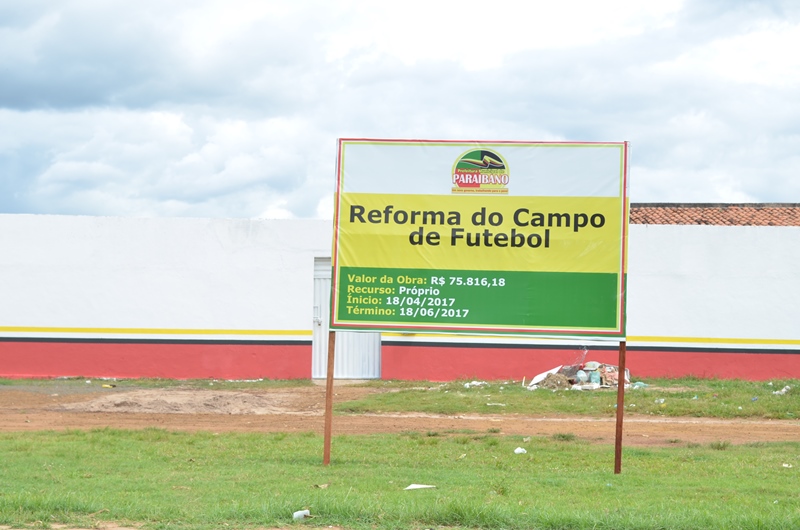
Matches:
[[1, 382, 798, 447]]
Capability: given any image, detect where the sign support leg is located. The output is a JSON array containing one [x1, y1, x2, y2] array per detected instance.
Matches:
[[323, 330, 336, 465], [614, 339, 626, 474]]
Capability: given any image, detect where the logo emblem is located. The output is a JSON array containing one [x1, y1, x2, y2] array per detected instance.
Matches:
[[451, 149, 509, 194]]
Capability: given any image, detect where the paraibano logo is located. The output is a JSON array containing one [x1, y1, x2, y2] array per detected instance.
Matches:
[[451, 149, 509, 194]]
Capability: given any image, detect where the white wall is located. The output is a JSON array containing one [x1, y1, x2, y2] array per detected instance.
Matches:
[[626, 224, 800, 348], [1, 215, 798, 350], [0, 215, 331, 339]]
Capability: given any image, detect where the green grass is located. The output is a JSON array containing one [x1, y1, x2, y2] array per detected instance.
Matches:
[[1, 376, 799, 528], [709, 440, 732, 451], [0, 429, 798, 530], [338, 377, 799, 419]]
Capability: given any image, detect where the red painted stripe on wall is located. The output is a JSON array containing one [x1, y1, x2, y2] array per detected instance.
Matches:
[[0, 341, 311, 380], [624, 349, 800, 380], [381, 344, 800, 381], [3, 341, 798, 381]]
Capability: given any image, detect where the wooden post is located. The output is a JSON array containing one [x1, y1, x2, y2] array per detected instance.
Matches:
[[323, 330, 336, 466], [614, 340, 627, 474]]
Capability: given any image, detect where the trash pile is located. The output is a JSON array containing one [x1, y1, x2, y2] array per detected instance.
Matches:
[[526, 361, 631, 391]]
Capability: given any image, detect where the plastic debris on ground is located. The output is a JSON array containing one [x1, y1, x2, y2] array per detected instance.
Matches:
[[571, 383, 602, 391], [527, 365, 562, 387], [773, 385, 791, 395], [404, 484, 436, 490], [463, 380, 488, 388], [526, 362, 630, 391], [514, 447, 527, 454], [537, 373, 571, 390], [292, 509, 311, 520]]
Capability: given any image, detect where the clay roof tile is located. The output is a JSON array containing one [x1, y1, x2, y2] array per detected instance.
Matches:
[[630, 203, 800, 226]]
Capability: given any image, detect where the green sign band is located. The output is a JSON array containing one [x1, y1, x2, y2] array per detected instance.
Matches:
[[337, 266, 619, 330]]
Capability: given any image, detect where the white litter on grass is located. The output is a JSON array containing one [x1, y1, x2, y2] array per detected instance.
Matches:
[[464, 381, 487, 388], [514, 447, 527, 454], [783, 463, 793, 468], [404, 484, 436, 490], [571, 383, 601, 391], [773, 385, 791, 395], [485, 402, 506, 406], [292, 509, 311, 520]]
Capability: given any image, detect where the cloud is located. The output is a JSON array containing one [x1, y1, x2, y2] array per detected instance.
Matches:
[[0, 0, 798, 219], [0, 1, 335, 111], [325, 0, 685, 68], [0, 108, 332, 216]]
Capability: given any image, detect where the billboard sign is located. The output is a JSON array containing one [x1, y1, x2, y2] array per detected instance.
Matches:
[[330, 139, 629, 338]]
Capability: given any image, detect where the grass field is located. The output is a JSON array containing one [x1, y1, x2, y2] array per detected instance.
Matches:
[[0, 377, 798, 530], [338, 377, 800, 419]]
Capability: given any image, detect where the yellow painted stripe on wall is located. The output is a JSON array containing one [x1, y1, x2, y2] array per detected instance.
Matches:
[[0, 326, 313, 336], [2, 328, 796, 346]]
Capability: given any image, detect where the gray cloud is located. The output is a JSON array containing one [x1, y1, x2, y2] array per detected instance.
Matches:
[[0, 0, 798, 218]]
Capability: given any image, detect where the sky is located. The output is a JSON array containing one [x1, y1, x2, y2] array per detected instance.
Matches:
[[1, 0, 799, 219]]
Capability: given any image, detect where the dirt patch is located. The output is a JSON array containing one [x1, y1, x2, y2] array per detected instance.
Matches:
[[59, 389, 324, 415], [1, 383, 799, 447]]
